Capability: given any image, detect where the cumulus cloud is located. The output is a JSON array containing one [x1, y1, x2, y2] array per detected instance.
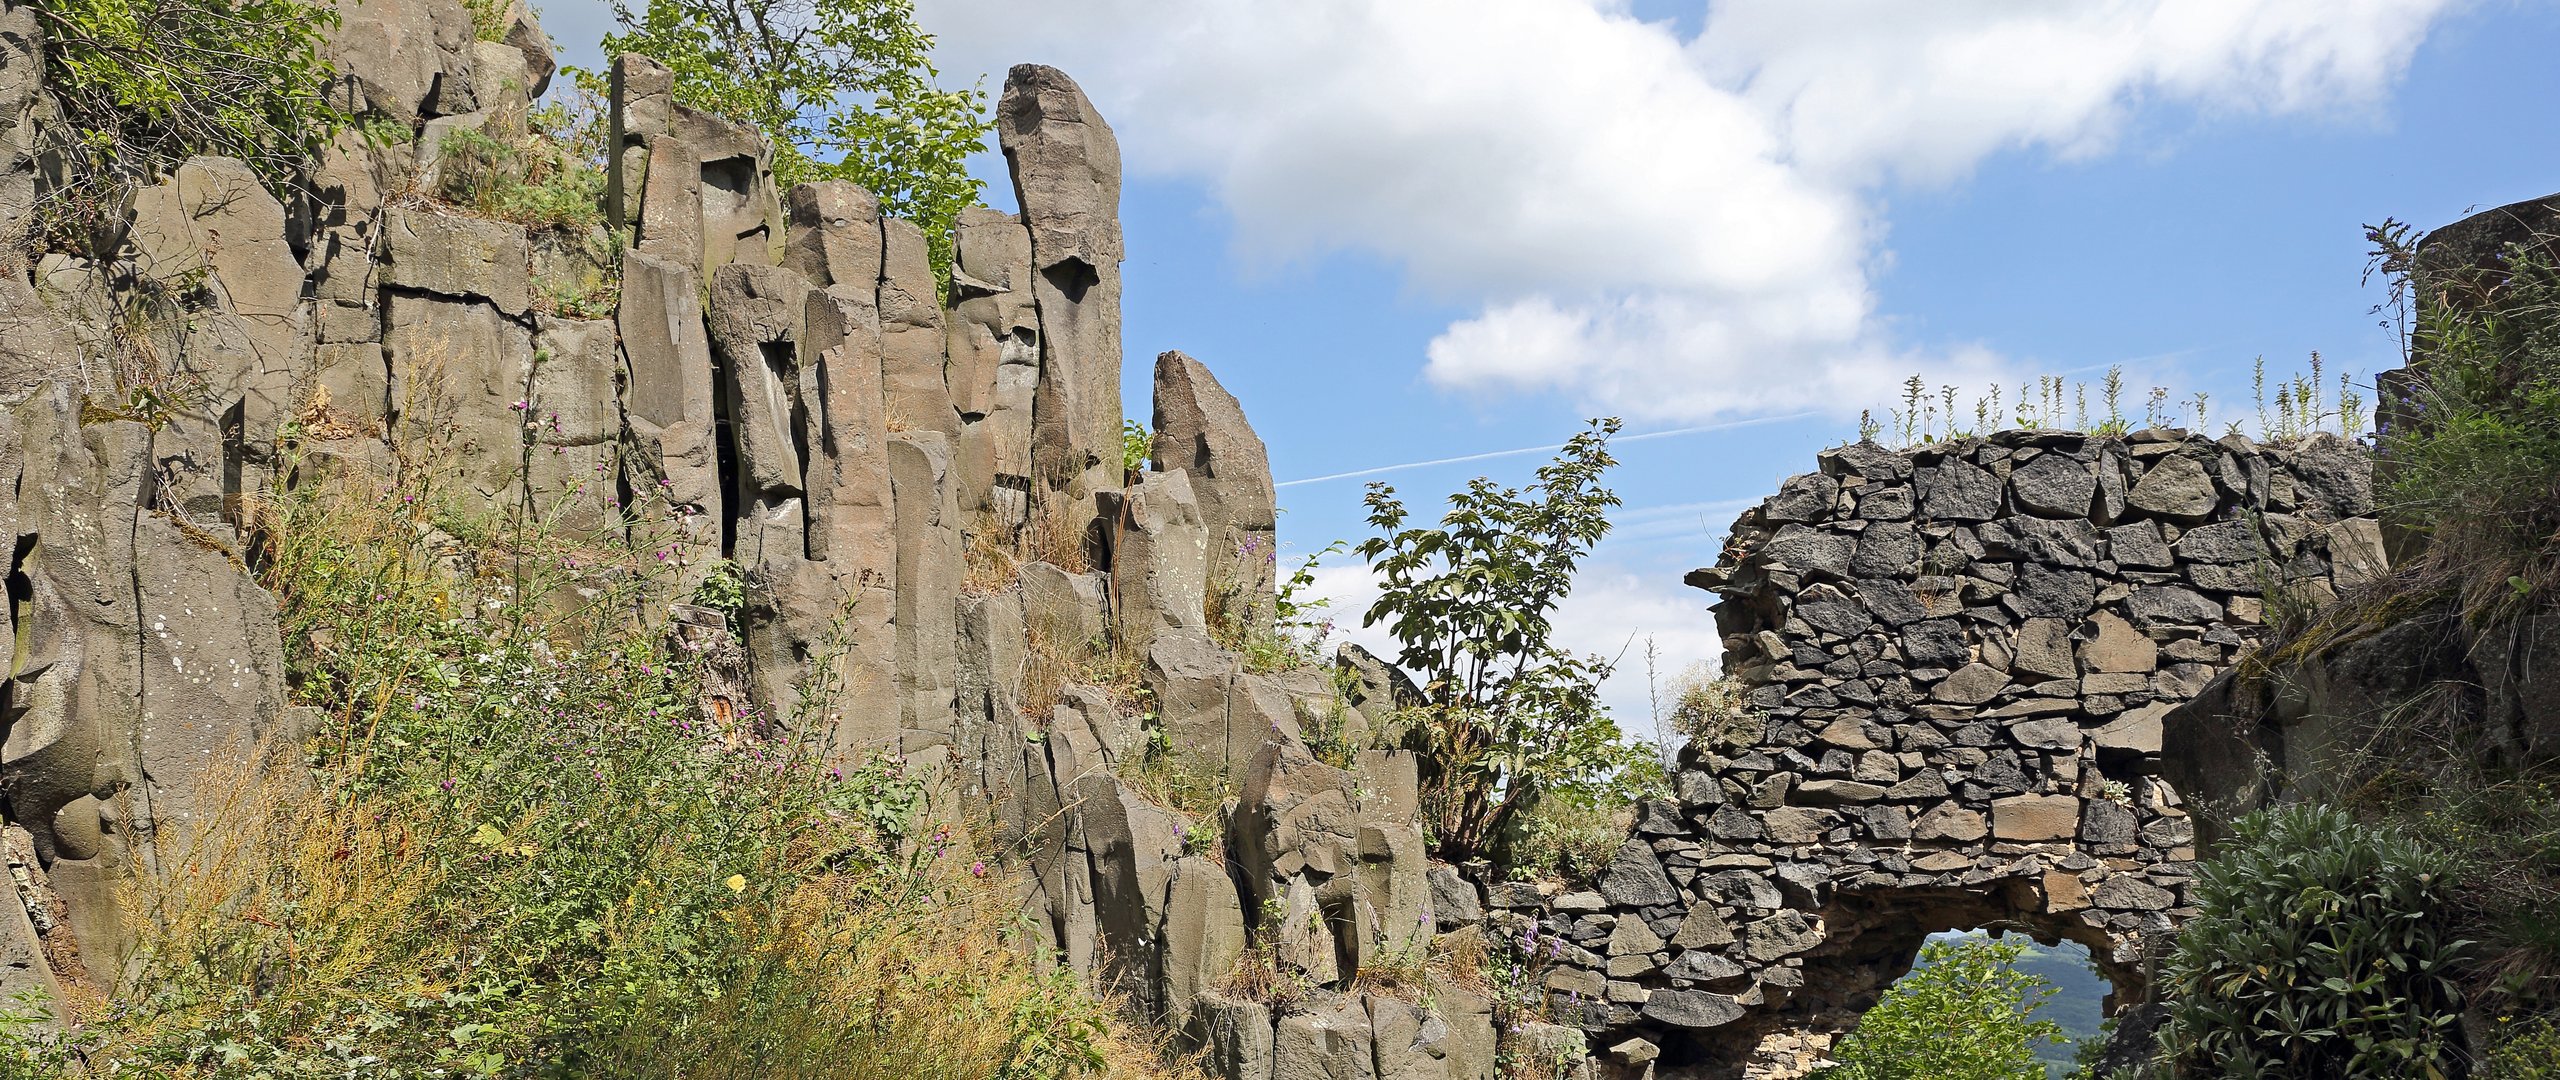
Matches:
[[919, 0, 2452, 421], [1699, 0, 2453, 187]]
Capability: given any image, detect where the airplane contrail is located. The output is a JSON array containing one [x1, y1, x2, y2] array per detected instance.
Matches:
[[1276, 411, 1822, 488]]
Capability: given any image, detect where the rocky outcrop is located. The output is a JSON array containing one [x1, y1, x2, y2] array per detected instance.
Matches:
[[1504, 429, 2379, 1077], [946, 206, 1042, 532], [0, 5, 1741, 1055], [2, 12, 2380, 1077], [2173, 192, 2560, 838]]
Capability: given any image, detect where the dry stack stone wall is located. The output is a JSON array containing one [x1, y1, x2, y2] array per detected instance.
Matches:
[[1504, 429, 2383, 1078]]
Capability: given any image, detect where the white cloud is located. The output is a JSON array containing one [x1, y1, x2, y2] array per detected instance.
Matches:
[[919, 0, 2453, 421], [1698, 0, 2453, 187]]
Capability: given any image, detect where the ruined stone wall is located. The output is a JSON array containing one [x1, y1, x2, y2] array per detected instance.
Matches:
[[1498, 430, 2383, 1078]]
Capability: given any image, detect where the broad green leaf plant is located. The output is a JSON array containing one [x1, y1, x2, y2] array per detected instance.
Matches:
[[1354, 418, 1633, 862], [2158, 804, 2469, 1079]]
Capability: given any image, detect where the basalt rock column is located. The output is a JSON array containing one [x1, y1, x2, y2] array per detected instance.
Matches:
[[324, 0, 481, 128], [946, 207, 1042, 532], [793, 188, 901, 748], [0, 387, 296, 1005], [707, 262, 825, 727], [608, 53, 787, 278], [999, 64, 1124, 539], [881, 218, 961, 442], [618, 251, 725, 594], [1153, 351, 1279, 632], [127, 158, 311, 524], [889, 432, 963, 747]]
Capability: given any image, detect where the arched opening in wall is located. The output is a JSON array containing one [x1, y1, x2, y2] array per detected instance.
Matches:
[[1771, 885, 2129, 1080], [1836, 929, 2109, 1078], [1645, 886, 2148, 1079]]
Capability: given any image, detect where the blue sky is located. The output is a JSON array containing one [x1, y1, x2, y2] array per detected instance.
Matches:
[[542, 0, 2560, 728]]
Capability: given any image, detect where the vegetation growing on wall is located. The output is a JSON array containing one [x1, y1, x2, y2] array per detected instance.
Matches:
[[2366, 218, 2560, 625], [601, 0, 989, 279], [433, 93, 624, 318], [1860, 357, 2368, 450], [2130, 218, 2560, 1080], [27, 0, 347, 252]]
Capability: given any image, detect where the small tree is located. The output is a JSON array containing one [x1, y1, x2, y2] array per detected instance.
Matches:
[[603, 0, 989, 277], [1821, 936, 2069, 1080], [1354, 418, 1630, 862]]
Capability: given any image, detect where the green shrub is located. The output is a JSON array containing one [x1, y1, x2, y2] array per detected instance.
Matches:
[[1354, 419, 1643, 863], [29, 0, 347, 252], [1206, 539, 1339, 677], [1122, 419, 1154, 475], [2479, 1014, 2560, 1080], [1817, 936, 2068, 1080], [2158, 804, 2467, 1079], [1508, 793, 1628, 884], [436, 125, 607, 232]]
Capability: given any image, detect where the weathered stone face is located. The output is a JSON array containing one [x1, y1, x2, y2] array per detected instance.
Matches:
[[326, 0, 479, 127], [945, 208, 1041, 530], [129, 157, 313, 511], [0, 387, 294, 1009], [1112, 470, 1212, 652]]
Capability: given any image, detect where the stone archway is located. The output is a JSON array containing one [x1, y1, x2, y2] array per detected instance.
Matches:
[[1498, 429, 2382, 1078], [1704, 886, 2147, 1075]]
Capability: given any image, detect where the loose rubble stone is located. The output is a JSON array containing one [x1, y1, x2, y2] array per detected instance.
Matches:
[[1992, 794, 2082, 842], [2011, 451, 2097, 517], [2094, 877, 2177, 911], [1914, 804, 1989, 843], [1917, 457, 2002, 520]]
